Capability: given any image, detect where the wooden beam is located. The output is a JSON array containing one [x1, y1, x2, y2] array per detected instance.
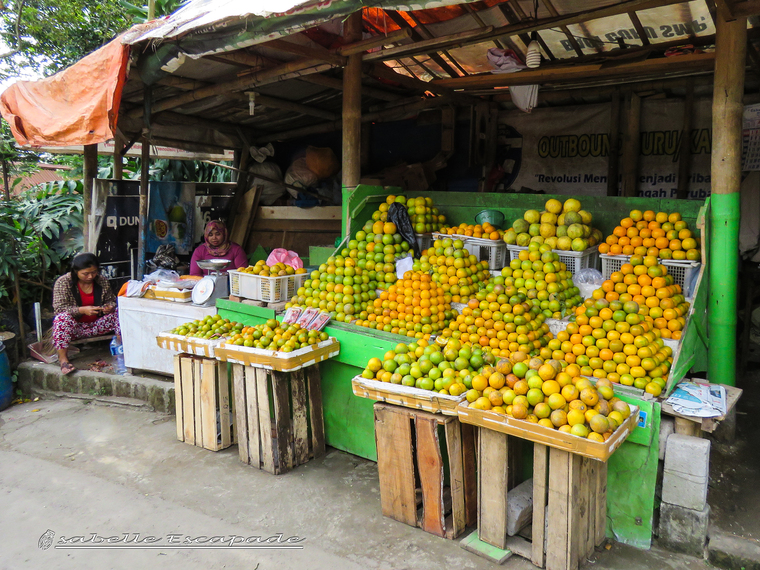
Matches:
[[540, 0, 586, 56], [253, 93, 338, 121], [206, 51, 278, 70], [621, 90, 641, 197], [342, 11, 363, 190], [607, 89, 621, 197], [368, 63, 482, 105], [382, 10, 460, 78], [150, 58, 335, 114], [337, 28, 412, 56], [676, 79, 695, 199], [721, 0, 760, 18], [431, 52, 716, 89], [265, 38, 347, 67], [629, 12, 650, 45], [368, 0, 684, 62], [300, 73, 402, 101], [364, 27, 492, 62]]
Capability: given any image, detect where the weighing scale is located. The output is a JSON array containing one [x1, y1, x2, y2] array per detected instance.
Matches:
[[192, 259, 231, 306]]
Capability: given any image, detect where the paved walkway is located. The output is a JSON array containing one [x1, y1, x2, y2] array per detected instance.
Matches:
[[0, 398, 715, 570]]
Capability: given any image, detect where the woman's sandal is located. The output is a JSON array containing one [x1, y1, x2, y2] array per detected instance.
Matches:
[[60, 362, 76, 375]]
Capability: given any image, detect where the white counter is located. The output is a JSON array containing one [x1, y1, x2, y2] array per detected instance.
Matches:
[[118, 296, 217, 376]]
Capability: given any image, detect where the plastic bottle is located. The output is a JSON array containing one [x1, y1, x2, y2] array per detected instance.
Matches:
[[109, 336, 126, 375]]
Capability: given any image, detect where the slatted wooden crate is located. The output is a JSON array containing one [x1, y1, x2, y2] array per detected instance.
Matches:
[[374, 403, 477, 539], [231, 363, 325, 475], [173, 354, 235, 452], [476, 430, 608, 570]]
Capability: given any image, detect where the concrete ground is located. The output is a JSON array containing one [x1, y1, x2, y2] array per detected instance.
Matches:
[[1, 396, 716, 570]]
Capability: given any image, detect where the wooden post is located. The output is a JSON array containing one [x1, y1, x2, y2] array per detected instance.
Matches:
[[137, 87, 152, 280], [620, 90, 641, 197], [113, 133, 124, 180], [341, 11, 362, 190], [83, 144, 97, 252], [607, 89, 621, 196], [676, 79, 695, 199], [709, 15, 747, 387]]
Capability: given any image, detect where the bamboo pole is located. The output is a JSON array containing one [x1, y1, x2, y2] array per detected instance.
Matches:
[[620, 90, 641, 197], [607, 89, 621, 197], [676, 79, 695, 199], [137, 88, 151, 280], [709, 15, 747, 387], [342, 12, 363, 192], [82, 144, 97, 252]]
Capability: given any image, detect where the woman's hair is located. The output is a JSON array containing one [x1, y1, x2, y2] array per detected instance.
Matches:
[[70, 252, 100, 284]]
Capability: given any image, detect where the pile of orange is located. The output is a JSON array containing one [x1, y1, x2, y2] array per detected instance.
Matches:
[[598, 210, 701, 261], [438, 222, 504, 240], [420, 238, 491, 302], [552, 298, 672, 396], [597, 256, 690, 340], [439, 296, 551, 358], [462, 354, 630, 442], [352, 271, 455, 339]]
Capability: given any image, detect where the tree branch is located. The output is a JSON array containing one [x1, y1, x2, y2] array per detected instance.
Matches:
[[0, 0, 26, 60]]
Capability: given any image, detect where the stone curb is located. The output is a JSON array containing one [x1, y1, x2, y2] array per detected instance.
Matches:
[[17, 360, 175, 414], [708, 528, 760, 570]]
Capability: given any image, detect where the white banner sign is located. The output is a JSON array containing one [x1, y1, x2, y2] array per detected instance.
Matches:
[[501, 98, 712, 200]]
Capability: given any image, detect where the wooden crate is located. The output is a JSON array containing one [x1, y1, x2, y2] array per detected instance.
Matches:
[[476, 430, 607, 570], [231, 363, 325, 475], [353, 376, 465, 416], [173, 354, 235, 452], [374, 403, 477, 539]]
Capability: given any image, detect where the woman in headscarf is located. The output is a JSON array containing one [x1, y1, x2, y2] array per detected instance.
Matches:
[[189, 220, 248, 276]]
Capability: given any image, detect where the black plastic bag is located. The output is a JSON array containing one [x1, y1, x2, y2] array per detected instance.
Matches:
[[387, 202, 421, 258]]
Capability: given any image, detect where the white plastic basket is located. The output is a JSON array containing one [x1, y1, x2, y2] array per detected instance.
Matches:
[[661, 260, 701, 297], [507, 245, 599, 274], [463, 237, 508, 270], [600, 255, 700, 296], [431, 232, 507, 269], [228, 270, 307, 303], [600, 254, 631, 279]]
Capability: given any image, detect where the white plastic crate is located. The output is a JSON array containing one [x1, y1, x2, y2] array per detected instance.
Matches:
[[228, 270, 307, 303], [600, 255, 700, 296], [600, 254, 630, 279], [661, 260, 701, 297], [463, 237, 508, 270], [507, 245, 599, 274]]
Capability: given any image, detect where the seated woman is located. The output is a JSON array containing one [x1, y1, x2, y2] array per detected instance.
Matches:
[[190, 220, 248, 276], [52, 253, 121, 375]]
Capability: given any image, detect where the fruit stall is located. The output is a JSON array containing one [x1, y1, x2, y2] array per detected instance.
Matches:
[[205, 185, 707, 551]]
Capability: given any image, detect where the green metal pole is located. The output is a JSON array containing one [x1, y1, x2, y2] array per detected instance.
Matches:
[[708, 16, 746, 387]]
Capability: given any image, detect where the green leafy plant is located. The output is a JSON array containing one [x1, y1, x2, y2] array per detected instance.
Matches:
[[0, 183, 83, 308], [119, 0, 188, 23]]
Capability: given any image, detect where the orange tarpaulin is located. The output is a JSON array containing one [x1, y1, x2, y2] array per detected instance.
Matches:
[[0, 37, 130, 147]]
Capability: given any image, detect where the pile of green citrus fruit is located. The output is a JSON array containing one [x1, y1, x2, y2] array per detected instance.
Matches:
[[170, 315, 244, 340], [415, 237, 491, 303], [463, 354, 630, 441], [498, 242, 582, 318], [226, 319, 328, 352], [401, 195, 447, 234], [504, 198, 603, 252], [361, 338, 496, 395]]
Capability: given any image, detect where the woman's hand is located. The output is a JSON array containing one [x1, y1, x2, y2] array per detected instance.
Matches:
[[79, 306, 103, 317], [101, 304, 115, 315]]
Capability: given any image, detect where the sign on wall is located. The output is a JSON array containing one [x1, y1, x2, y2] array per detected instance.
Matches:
[[501, 98, 712, 199]]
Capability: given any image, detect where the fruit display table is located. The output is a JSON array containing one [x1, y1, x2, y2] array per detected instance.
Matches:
[[119, 296, 218, 376]]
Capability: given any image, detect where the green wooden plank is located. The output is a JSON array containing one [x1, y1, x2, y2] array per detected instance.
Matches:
[[606, 400, 661, 550], [613, 393, 654, 447], [308, 245, 335, 267]]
